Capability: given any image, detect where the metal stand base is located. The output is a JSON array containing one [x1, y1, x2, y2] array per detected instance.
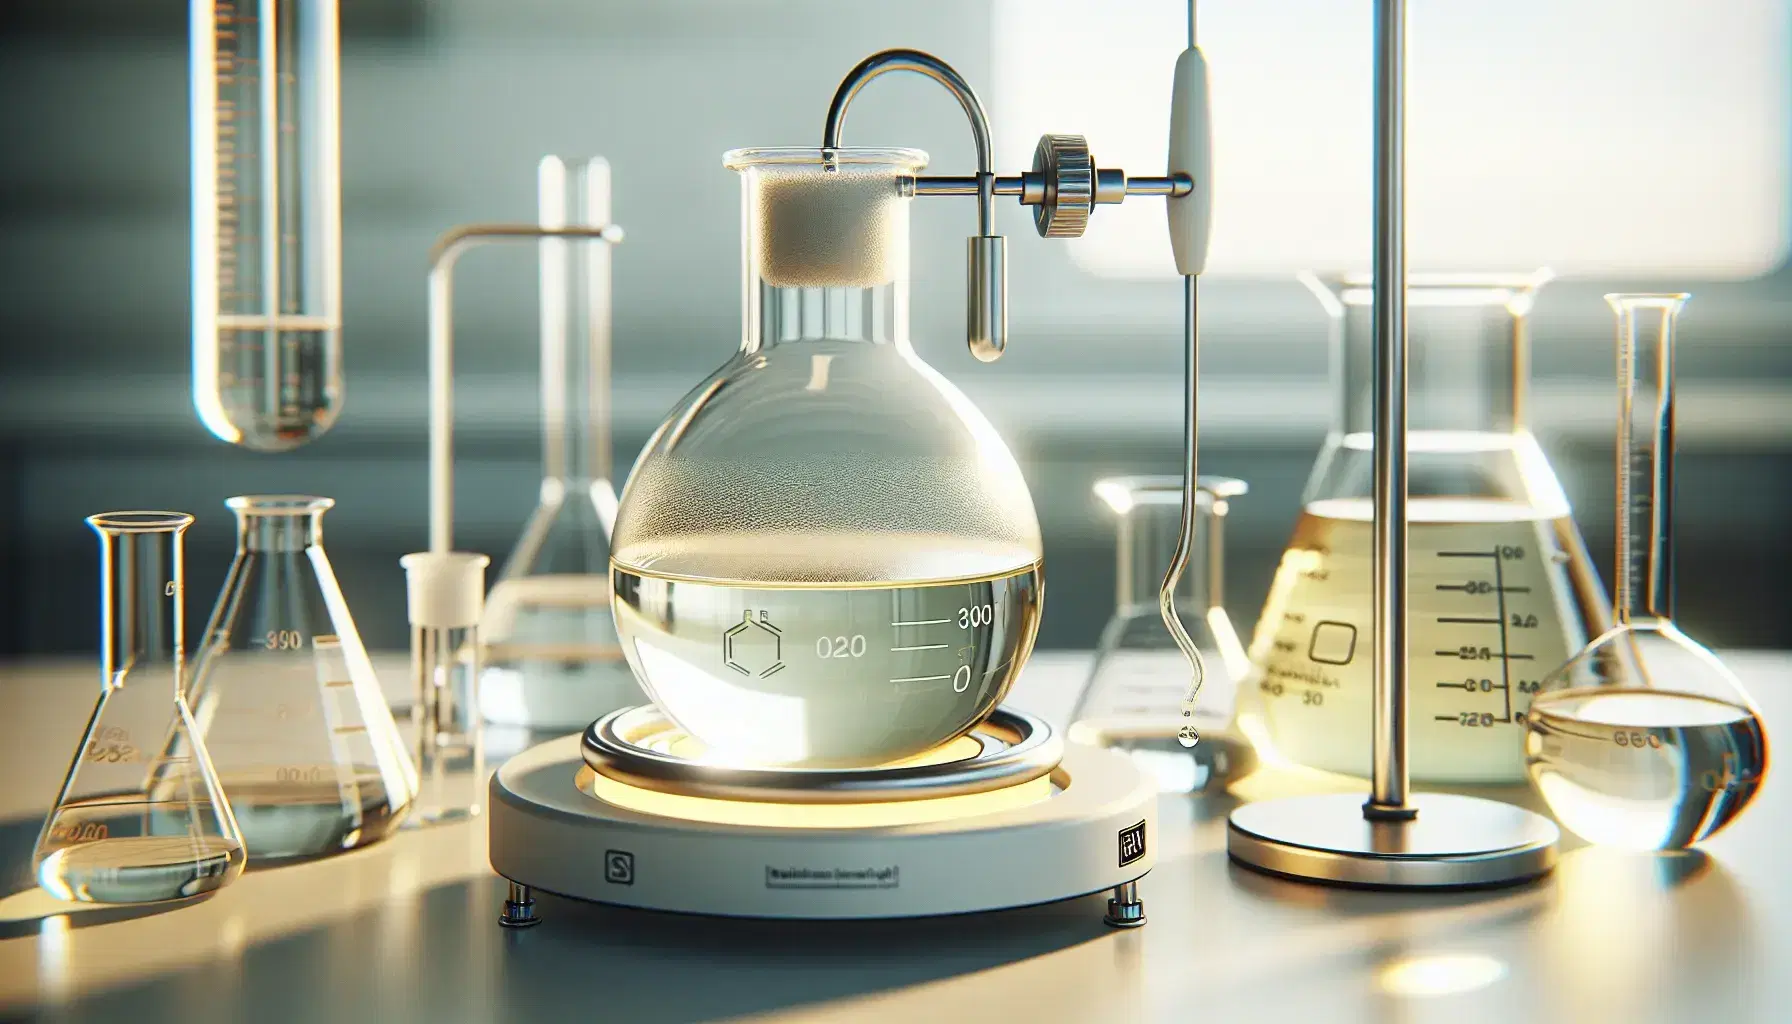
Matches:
[[1227, 792, 1559, 889], [1102, 881, 1146, 928], [499, 880, 541, 928]]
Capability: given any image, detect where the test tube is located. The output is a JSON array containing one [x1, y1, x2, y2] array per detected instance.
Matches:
[[191, 0, 343, 451]]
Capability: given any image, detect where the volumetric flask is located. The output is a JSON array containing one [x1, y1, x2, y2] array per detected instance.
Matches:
[[191, 0, 344, 451], [1526, 294, 1768, 850], [611, 147, 1043, 768], [1069, 476, 1257, 793], [1249, 273, 1609, 784], [482, 156, 642, 731], [188, 496, 416, 860], [35, 512, 246, 904]]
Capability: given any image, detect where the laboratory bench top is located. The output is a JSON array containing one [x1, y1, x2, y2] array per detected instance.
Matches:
[[0, 652, 1785, 1024]]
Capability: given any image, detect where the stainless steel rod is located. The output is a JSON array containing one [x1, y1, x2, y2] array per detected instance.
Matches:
[[1161, 275, 1206, 746], [912, 174, 1191, 198], [1367, 0, 1413, 817]]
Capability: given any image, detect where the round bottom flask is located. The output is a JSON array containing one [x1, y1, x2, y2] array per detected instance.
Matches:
[[610, 147, 1044, 768]]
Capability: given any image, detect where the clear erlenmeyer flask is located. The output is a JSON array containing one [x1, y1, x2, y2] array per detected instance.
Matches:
[[188, 496, 417, 860], [1248, 273, 1610, 784], [610, 147, 1043, 768], [481, 156, 643, 731], [1526, 294, 1768, 850], [35, 512, 246, 904], [1068, 476, 1257, 793]]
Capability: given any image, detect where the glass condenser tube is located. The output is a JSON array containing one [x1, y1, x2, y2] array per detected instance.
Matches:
[[191, 0, 343, 451]]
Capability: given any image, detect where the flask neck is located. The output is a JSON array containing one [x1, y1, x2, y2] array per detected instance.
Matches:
[[238, 511, 325, 553], [736, 159, 914, 354], [747, 281, 907, 352], [1317, 275, 1547, 439]]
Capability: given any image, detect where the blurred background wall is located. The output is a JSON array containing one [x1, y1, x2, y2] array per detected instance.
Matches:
[[1, 0, 1789, 656]]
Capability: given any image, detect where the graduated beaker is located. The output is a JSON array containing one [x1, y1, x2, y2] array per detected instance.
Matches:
[[610, 147, 1043, 768], [1069, 476, 1257, 792], [1525, 294, 1768, 849], [188, 496, 416, 860], [35, 512, 246, 904], [1248, 273, 1609, 783], [481, 156, 643, 731]]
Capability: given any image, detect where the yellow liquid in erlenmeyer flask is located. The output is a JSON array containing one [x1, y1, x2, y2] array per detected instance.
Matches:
[[1248, 497, 1605, 783], [612, 532, 1042, 767], [1524, 688, 1767, 850]]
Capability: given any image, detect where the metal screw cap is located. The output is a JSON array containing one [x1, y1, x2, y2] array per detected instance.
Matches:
[[1031, 134, 1094, 238]]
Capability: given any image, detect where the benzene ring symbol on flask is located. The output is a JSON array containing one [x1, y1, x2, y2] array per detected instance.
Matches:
[[723, 610, 785, 678]]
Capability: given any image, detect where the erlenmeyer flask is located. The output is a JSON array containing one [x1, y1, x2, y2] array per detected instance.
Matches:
[[188, 496, 417, 860], [1248, 273, 1609, 784], [481, 156, 642, 731], [610, 147, 1043, 768], [35, 512, 246, 904], [1526, 294, 1768, 850], [1069, 476, 1257, 793]]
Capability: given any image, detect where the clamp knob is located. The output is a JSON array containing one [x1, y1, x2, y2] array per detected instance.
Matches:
[[1031, 134, 1094, 238]]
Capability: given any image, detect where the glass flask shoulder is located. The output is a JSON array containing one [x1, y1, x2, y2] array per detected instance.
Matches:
[[613, 341, 1041, 587]]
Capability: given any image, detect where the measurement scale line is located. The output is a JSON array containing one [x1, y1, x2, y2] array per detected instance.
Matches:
[[890, 644, 949, 652], [891, 619, 951, 627], [1492, 550, 1515, 722], [1436, 616, 1499, 624], [1437, 551, 1496, 558], [1499, 586, 1531, 594], [890, 674, 952, 684], [1435, 584, 1470, 591], [1434, 714, 1457, 721]]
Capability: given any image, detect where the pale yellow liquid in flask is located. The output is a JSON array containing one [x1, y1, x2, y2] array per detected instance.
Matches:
[[1249, 496, 1606, 783], [612, 531, 1041, 768]]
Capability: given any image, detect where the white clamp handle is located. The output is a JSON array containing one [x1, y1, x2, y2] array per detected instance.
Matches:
[[1167, 45, 1212, 276]]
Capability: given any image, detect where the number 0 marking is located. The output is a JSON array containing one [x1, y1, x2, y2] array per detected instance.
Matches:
[[953, 665, 971, 693]]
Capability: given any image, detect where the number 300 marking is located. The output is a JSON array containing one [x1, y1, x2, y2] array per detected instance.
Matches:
[[958, 604, 994, 629]]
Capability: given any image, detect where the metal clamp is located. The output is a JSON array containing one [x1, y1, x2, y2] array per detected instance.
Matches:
[[821, 48, 1193, 362]]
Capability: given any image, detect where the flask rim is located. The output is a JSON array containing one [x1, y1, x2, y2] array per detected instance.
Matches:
[[86, 511, 194, 534], [723, 146, 929, 172], [225, 494, 336, 515]]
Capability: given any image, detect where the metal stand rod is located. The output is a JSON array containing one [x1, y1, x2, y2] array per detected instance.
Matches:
[[1365, 0, 1415, 822], [425, 223, 624, 553], [499, 879, 541, 929], [1224, 0, 1559, 888], [1103, 880, 1146, 929]]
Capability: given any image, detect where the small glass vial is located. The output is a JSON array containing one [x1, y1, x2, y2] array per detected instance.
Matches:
[[403, 552, 491, 824]]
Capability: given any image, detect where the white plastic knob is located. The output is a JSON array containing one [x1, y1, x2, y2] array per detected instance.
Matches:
[[1167, 46, 1212, 276], [400, 551, 491, 629]]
